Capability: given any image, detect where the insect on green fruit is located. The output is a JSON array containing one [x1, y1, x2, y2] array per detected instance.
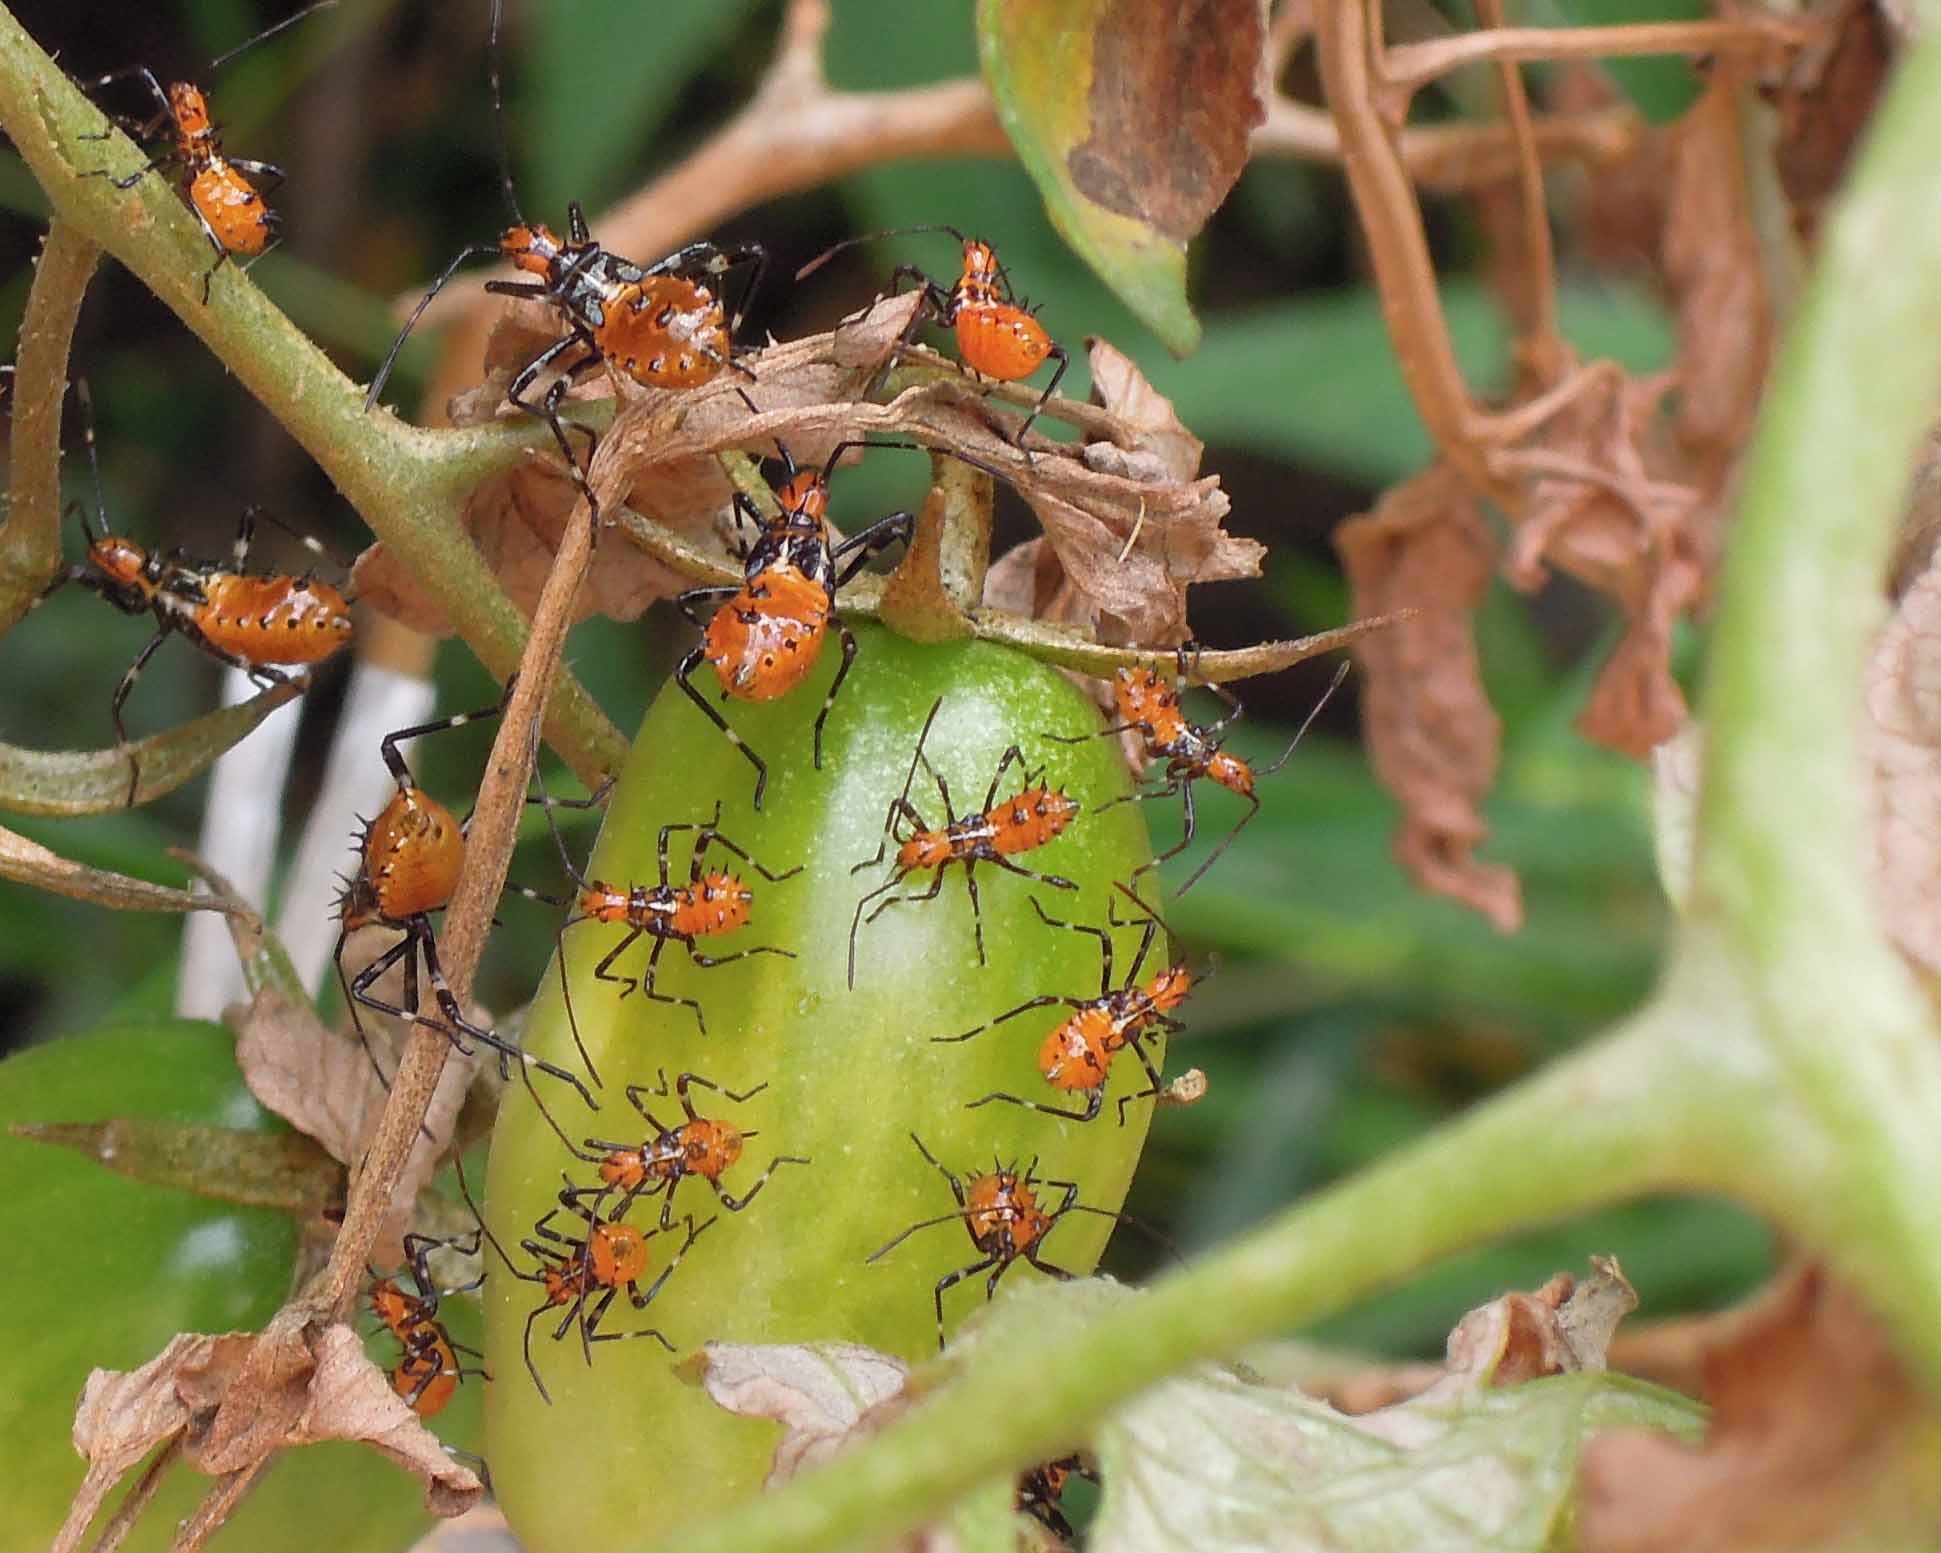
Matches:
[[484, 625, 1162, 1546]]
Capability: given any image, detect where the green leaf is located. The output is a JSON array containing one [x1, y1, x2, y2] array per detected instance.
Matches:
[[0, 680, 300, 816], [10, 1118, 341, 1211], [977, 0, 1270, 354]]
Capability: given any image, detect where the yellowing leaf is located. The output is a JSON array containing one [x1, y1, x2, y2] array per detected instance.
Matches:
[[976, 0, 1268, 354]]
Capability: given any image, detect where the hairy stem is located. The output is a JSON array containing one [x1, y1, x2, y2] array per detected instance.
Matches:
[[0, 219, 96, 632], [0, 5, 624, 785]]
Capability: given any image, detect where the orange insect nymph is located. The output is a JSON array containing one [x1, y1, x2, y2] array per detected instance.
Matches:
[[702, 567, 832, 702], [943, 886, 1189, 1125], [849, 698, 1079, 988], [870, 1135, 1137, 1350], [392, 1334, 461, 1418], [676, 436, 917, 806], [359, 787, 465, 922], [570, 1070, 808, 1231], [165, 82, 212, 139], [84, 536, 153, 594], [492, 1180, 711, 1404], [536, 796, 800, 1039], [502, 222, 563, 275]]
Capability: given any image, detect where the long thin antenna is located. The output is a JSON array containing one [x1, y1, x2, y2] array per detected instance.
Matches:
[[209, 0, 340, 73], [73, 378, 109, 544], [793, 223, 967, 284], [488, 0, 523, 226]]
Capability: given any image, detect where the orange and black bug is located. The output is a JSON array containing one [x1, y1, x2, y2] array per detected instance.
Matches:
[[673, 429, 916, 808], [331, 684, 597, 1120], [569, 1068, 808, 1230], [476, 1173, 711, 1405], [1018, 1455, 1093, 1542], [39, 380, 352, 803], [868, 1134, 1134, 1351], [77, 2, 336, 304], [935, 883, 1190, 1126], [848, 698, 1080, 989], [523, 788, 802, 1043], [797, 224, 1069, 449], [367, 1231, 488, 1418], [1057, 650, 1349, 896], [363, 0, 764, 500]]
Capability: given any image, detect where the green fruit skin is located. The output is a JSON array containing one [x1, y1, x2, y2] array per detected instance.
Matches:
[[486, 626, 1157, 1546], [0, 1020, 481, 1553]]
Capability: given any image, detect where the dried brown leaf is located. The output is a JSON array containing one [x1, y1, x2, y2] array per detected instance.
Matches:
[[1580, 1264, 1941, 1553], [1336, 461, 1522, 931], [1084, 335, 1203, 482], [1500, 372, 1701, 758], [1863, 559, 1941, 977], [1663, 73, 1770, 474], [53, 1334, 232, 1553], [1772, 0, 1894, 243], [1062, 0, 1268, 243], [289, 1325, 481, 1516], [694, 1340, 911, 1487], [10, 1117, 341, 1212], [228, 985, 472, 1264]]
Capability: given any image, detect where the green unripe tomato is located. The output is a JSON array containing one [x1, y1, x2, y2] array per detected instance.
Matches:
[[486, 625, 1157, 1545], [0, 1021, 479, 1553]]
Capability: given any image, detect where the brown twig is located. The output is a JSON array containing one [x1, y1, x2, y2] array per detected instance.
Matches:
[[0, 220, 97, 634], [307, 475, 599, 1318], [1473, 0, 1562, 375], [1379, 18, 1818, 97]]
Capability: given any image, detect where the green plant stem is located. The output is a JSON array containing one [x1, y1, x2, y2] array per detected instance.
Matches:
[[1689, 27, 1941, 1375], [0, 5, 625, 785], [643, 1001, 1784, 1553], [0, 218, 95, 632]]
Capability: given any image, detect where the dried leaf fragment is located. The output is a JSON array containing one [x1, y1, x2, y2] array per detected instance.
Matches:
[[228, 986, 471, 1263], [694, 1340, 910, 1486], [1580, 1264, 1941, 1553], [1335, 462, 1522, 931]]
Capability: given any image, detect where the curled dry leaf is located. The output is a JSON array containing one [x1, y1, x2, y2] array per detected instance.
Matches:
[[692, 1339, 1016, 1552], [228, 986, 472, 1265], [56, 1324, 480, 1553], [693, 1340, 911, 1487], [1335, 462, 1522, 931], [1580, 1263, 1941, 1553], [1497, 371, 1701, 760], [361, 291, 1264, 673], [1662, 73, 1770, 483]]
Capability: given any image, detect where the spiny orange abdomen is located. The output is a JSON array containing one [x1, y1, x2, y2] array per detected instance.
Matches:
[[702, 570, 830, 701], [190, 163, 271, 254], [669, 874, 751, 938], [1040, 1010, 1114, 1092], [989, 787, 1077, 854], [955, 304, 1052, 382], [1114, 668, 1187, 745], [596, 276, 730, 389], [196, 574, 352, 664], [363, 789, 465, 919]]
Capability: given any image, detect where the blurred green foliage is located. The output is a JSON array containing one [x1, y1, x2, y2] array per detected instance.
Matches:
[[0, 0, 1764, 1372]]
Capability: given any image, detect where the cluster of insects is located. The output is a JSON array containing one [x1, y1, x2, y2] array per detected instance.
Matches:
[[25, 1, 1348, 1538]]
